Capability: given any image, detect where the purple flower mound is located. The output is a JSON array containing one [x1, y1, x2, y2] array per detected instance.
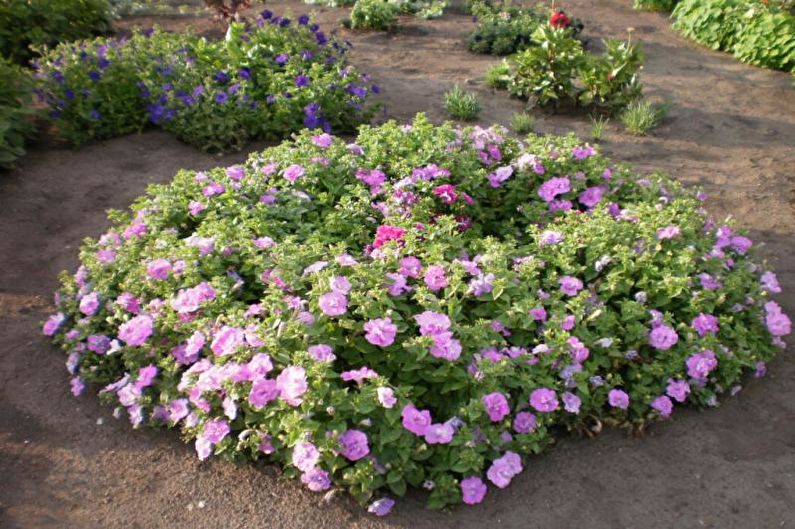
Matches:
[[44, 115, 790, 514]]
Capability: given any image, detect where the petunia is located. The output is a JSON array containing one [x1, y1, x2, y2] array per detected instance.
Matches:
[[608, 389, 630, 410], [292, 441, 320, 472], [318, 292, 348, 317], [482, 392, 510, 422], [649, 324, 678, 350], [424, 423, 454, 444], [364, 317, 397, 347], [118, 315, 153, 346], [338, 429, 369, 460], [460, 476, 487, 505], [401, 404, 431, 436], [529, 388, 558, 413], [486, 451, 522, 488], [276, 366, 307, 406]]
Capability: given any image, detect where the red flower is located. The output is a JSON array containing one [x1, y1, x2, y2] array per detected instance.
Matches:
[[550, 10, 570, 29]]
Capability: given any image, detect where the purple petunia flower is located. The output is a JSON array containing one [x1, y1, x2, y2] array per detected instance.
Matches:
[[401, 404, 431, 436], [318, 292, 347, 317], [559, 276, 583, 296], [529, 388, 558, 413], [538, 177, 570, 203], [513, 411, 537, 433], [666, 378, 690, 403], [764, 301, 791, 337], [364, 317, 397, 347], [308, 344, 336, 362], [482, 392, 510, 422], [424, 423, 454, 444], [301, 467, 331, 491], [460, 476, 487, 505], [292, 441, 320, 472], [691, 313, 719, 337], [686, 350, 718, 381], [651, 395, 673, 417], [608, 389, 630, 410], [118, 314, 153, 346], [43, 312, 66, 336], [487, 451, 522, 488], [562, 392, 581, 414], [649, 324, 678, 350], [377, 387, 397, 408], [276, 366, 307, 406], [368, 497, 395, 517], [338, 429, 369, 461], [424, 265, 448, 291]]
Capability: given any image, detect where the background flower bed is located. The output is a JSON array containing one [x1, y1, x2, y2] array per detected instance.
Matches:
[[33, 10, 380, 152], [44, 114, 789, 513], [0, 57, 36, 168]]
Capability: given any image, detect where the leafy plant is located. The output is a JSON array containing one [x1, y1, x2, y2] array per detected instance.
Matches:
[[620, 100, 668, 135], [633, 0, 679, 11], [732, 6, 795, 71], [578, 38, 644, 111], [350, 0, 399, 30], [672, 0, 746, 51], [0, 0, 114, 65], [508, 25, 585, 107], [443, 85, 481, 120], [510, 111, 535, 134], [484, 60, 511, 89], [45, 114, 790, 514], [589, 114, 609, 141], [0, 58, 36, 168]]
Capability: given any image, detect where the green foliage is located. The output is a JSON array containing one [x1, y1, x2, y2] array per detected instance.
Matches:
[[443, 85, 481, 120], [578, 38, 644, 111], [0, 57, 35, 167], [484, 60, 511, 89], [34, 15, 380, 151], [620, 100, 668, 135], [507, 25, 585, 107], [510, 111, 535, 134], [589, 114, 609, 142], [633, 0, 680, 11], [672, 0, 795, 70], [732, 7, 795, 71], [0, 0, 113, 65], [350, 0, 399, 30], [46, 114, 788, 511]]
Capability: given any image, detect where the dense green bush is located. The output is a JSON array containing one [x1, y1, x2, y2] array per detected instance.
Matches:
[[671, 0, 795, 71], [500, 24, 644, 112], [350, 0, 399, 30], [633, 0, 679, 11], [0, 57, 35, 167], [45, 114, 790, 514], [34, 12, 380, 151], [0, 0, 114, 65]]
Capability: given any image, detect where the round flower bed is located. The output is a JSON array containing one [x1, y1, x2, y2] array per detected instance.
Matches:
[[44, 114, 790, 513]]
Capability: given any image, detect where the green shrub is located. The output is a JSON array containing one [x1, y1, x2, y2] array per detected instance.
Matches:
[[34, 13, 380, 152], [0, 57, 35, 167], [672, 0, 746, 51], [350, 0, 399, 30], [578, 38, 644, 111], [45, 114, 790, 513], [620, 100, 668, 135], [508, 25, 585, 107], [732, 7, 795, 71], [0, 0, 113, 65], [443, 85, 481, 120], [484, 60, 511, 89]]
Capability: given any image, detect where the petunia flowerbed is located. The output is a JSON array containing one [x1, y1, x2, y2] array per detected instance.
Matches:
[[44, 114, 790, 514], [33, 10, 380, 152]]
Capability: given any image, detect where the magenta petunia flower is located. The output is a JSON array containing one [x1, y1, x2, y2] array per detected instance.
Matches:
[[656, 225, 681, 240], [666, 378, 690, 403], [537, 176, 570, 203], [249, 378, 279, 408], [760, 271, 781, 293], [329, 276, 352, 294], [301, 467, 331, 491], [414, 311, 451, 336], [338, 429, 369, 461], [283, 164, 305, 182], [318, 292, 348, 317], [211, 326, 245, 356], [292, 441, 320, 472], [341, 366, 378, 384], [202, 419, 230, 444], [70, 376, 85, 397], [79, 292, 100, 316], [401, 404, 431, 436], [43, 312, 66, 336], [308, 344, 336, 362], [529, 388, 558, 413], [423, 265, 448, 291], [486, 451, 523, 488], [424, 423, 455, 444], [513, 411, 537, 433], [686, 350, 718, 381], [398, 256, 422, 278], [432, 184, 458, 204], [764, 301, 791, 337], [118, 314, 153, 346], [364, 317, 397, 347], [578, 186, 603, 208], [651, 395, 673, 417], [460, 476, 487, 505], [482, 392, 510, 422], [540, 231, 564, 245], [529, 307, 547, 322], [276, 366, 307, 406], [373, 225, 406, 248], [649, 324, 678, 350], [429, 332, 462, 361], [559, 276, 583, 296], [691, 313, 719, 337], [608, 389, 630, 410], [311, 133, 333, 148]]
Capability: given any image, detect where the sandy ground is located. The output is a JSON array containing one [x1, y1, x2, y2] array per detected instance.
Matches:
[[1, 1, 794, 527]]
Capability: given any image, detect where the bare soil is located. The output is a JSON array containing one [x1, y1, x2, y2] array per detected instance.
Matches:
[[1, 1, 794, 528]]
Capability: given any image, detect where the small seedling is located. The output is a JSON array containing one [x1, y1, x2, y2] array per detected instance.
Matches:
[[589, 115, 609, 141], [620, 100, 669, 135], [444, 85, 481, 121]]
